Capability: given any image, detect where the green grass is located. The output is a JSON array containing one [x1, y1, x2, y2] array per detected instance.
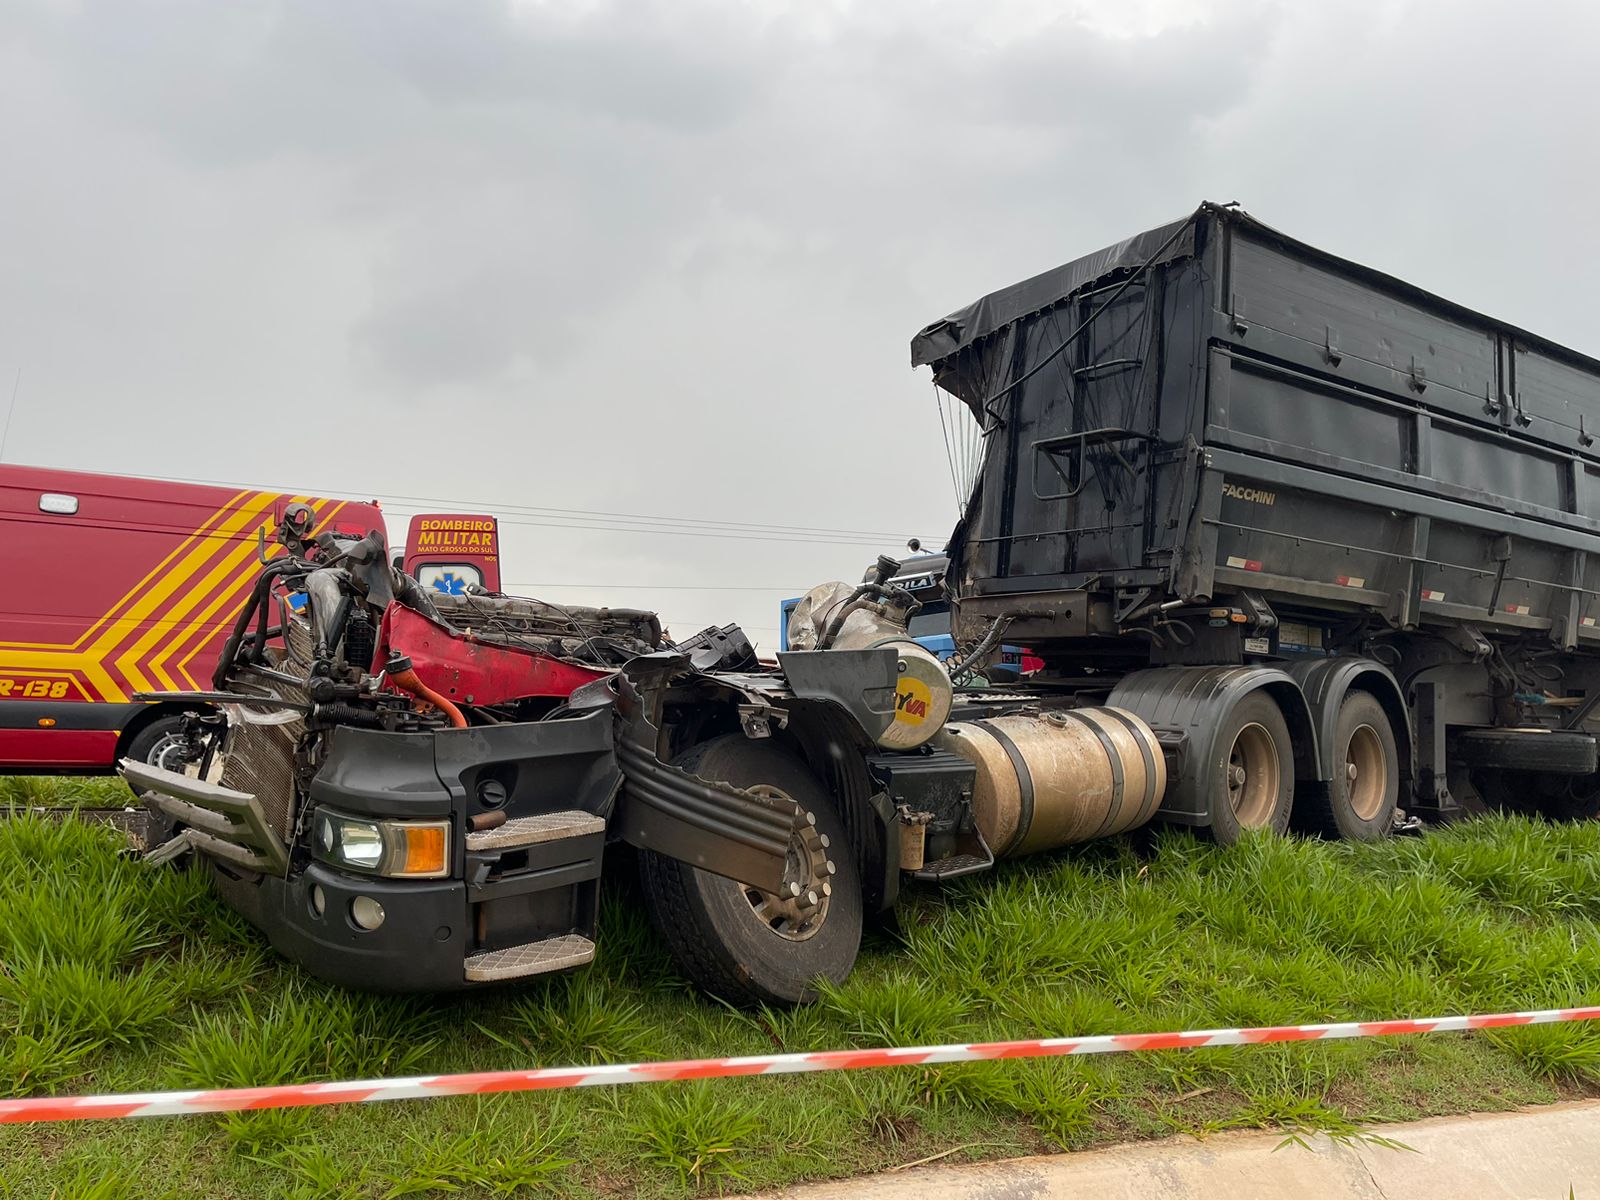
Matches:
[[2, 791, 1600, 1198]]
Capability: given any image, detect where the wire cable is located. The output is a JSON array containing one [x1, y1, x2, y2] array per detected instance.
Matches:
[[976, 210, 1198, 422]]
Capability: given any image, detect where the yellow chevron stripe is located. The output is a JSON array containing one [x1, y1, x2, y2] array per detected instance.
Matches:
[[0, 489, 252, 651], [0, 491, 278, 701], [0, 493, 366, 703], [114, 496, 291, 695], [160, 500, 349, 690], [87, 492, 278, 662]]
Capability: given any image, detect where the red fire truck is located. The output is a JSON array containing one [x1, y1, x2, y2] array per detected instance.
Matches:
[[0, 465, 496, 774], [402, 513, 501, 595]]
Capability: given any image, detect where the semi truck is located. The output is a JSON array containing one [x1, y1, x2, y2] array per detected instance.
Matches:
[[124, 202, 1600, 1007], [0, 465, 498, 774]]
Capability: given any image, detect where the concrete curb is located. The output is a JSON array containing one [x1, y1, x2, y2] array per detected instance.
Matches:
[[743, 1099, 1600, 1198]]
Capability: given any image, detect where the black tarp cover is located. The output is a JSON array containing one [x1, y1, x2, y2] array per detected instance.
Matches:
[[908, 209, 1200, 386]]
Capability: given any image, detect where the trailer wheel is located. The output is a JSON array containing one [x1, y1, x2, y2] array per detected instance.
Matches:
[[637, 735, 863, 1006], [1453, 728, 1597, 775], [1300, 691, 1398, 841], [1206, 691, 1295, 845]]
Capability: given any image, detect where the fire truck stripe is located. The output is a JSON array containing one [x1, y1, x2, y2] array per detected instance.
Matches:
[[158, 500, 351, 690], [95, 495, 281, 700], [0, 490, 252, 652], [1, 1006, 1595, 1123], [0, 491, 282, 702]]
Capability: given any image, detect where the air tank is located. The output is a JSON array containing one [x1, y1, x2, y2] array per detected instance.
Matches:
[[936, 708, 1166, 856]]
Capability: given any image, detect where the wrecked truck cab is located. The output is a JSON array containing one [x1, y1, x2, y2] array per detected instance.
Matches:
[[124, 649, 899, 999], [119, 513, 905, 1001]]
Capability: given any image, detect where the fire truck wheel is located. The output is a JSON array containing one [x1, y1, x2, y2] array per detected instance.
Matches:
[[124, 715, 199, 773], [637, 735, 863, 1007]]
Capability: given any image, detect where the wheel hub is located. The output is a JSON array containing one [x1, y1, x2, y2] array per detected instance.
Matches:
[[1227, 721, 1280, 827], [741, 787, 836, 942], [1345, 723, 1387, 820], [149, 733, 199, 775]]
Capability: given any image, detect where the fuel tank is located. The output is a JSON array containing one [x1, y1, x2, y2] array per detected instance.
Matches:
[[937, 708, 1166, 855]]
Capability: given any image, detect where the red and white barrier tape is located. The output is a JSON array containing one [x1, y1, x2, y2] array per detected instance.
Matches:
[[5, 1005, 1598, 1124]]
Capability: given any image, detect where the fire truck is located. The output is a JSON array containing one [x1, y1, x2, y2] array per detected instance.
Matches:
[[0, 465, 496, 774]]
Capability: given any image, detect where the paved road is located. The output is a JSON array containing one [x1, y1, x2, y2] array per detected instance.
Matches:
[[743, 1099, 1600, 1198]]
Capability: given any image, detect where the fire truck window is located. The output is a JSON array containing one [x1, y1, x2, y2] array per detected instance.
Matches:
[[415, 564, 484, 597]]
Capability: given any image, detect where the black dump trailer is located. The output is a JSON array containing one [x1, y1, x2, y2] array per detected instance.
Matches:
[[913, 201, 1600, 839]]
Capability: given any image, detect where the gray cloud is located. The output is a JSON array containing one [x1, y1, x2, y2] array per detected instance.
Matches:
[[3, 0, 1598, 644]]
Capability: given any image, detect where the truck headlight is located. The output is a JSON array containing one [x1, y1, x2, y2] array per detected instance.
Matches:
[[312, 810, 450, 879]]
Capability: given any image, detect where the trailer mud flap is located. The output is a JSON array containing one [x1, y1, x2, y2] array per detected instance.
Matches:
[[614, 726, 797, 894]]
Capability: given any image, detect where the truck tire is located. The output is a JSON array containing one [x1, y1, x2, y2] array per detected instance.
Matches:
[[124, 715, 200, 773], [1205, 691, 1295, 846], [637, 735, 863, 1007], [1299, 691, 1398, 841], [1453, 728, 1597, 775]]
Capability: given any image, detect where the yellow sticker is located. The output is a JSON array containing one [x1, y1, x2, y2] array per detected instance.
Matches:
[[895, 677, 932, 724]]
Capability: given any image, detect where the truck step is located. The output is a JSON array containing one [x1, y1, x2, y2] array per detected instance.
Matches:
[[464, 933, 596, 982], [911, 852, 994, 882], [465, 811, 605, 852]]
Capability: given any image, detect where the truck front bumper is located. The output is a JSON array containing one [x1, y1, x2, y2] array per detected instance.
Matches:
[[214, 860, 472, 993]]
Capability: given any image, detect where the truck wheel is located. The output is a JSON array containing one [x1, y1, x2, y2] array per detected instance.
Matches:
[[1300, 691, 1398, 841], [1206, 691, 1295, 845], [637, 735, 863, 1006], [124, 715, 200, 773], [1453, 728, 1597, 775]]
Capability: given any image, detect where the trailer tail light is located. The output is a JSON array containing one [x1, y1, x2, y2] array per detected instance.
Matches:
[[1335, 575, 1366, 588], [1224, 556, 1262, 572]]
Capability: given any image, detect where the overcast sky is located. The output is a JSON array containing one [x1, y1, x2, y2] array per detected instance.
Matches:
[[4, 0, 1599, 648]]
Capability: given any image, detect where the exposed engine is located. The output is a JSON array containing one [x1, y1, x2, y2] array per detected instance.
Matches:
[[171, 505, 671, 849]]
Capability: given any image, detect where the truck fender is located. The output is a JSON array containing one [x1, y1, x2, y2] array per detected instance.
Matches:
[[1108, 665, 1317, 827], [612, 654, 902, 914], [1280, 658, 1412, 786]]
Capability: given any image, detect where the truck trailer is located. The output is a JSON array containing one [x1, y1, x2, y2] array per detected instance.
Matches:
[[124, 203, 1600, 1006]]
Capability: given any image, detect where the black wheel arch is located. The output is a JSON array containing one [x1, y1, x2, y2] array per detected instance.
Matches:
[[650, 670, 899, 915], [1109, 665, 1317, 828], [1283, 657, 1413, 788]]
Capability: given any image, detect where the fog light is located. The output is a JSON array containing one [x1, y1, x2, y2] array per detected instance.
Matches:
[[350, 896, 386, 931], [309, 884, 326, 918]]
